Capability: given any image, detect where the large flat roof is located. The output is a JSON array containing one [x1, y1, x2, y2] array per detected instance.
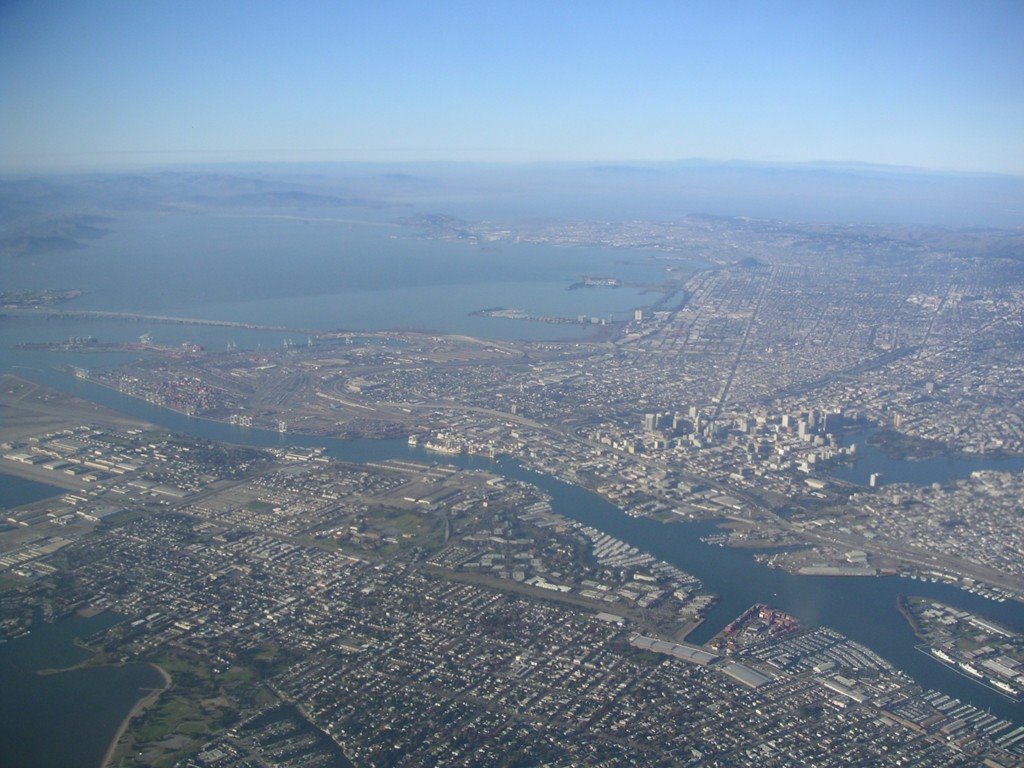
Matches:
[[630, 634, 719, 666], [720, 661, 771, 689]]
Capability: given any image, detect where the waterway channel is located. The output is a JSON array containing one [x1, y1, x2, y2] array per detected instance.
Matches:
[[10, 366, 1023, 725]]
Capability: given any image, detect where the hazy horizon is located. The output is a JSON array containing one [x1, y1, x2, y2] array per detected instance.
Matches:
[[5, 157, 1024, 180], [4, 159, 1024, 230]]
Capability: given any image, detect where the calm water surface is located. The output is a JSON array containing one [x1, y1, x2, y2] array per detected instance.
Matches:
[[0, 474, 63, 510], [832, 428, 1024, 486], [0, 613, 162, 768], [2, 212, 676, 342]]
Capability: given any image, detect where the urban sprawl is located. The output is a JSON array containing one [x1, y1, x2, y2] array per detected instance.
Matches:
[[3, 214, 1024, 767]]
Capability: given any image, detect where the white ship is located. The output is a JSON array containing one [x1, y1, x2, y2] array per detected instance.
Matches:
[[959, 662, 983, 678]]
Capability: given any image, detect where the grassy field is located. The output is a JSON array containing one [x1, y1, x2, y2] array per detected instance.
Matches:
[[245, 500, 277, 513], [112, 651, 249, 768]]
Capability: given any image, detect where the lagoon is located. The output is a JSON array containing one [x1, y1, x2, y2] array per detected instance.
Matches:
[[0, 612, 163, 768], [832, 428, 1024, 487]]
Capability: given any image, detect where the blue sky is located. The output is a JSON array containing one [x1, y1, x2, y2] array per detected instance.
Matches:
[[2, 1, 1022, 173]]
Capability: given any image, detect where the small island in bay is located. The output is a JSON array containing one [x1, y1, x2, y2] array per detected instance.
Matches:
[[567, 275, 622, 290], [1, 288, 82, 309]]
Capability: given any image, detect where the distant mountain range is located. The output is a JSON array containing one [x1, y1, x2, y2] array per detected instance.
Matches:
[[1, 161, 1021, 260]]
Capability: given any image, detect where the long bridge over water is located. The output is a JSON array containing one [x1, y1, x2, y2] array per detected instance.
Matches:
[[23, 309, 320, 335]]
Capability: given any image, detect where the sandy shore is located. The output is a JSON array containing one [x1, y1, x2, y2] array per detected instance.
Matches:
[[99, 662, 172, 768]]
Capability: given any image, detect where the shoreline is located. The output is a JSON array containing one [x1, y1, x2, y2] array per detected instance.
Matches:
[[69, 371, 399, 445], [898, 596, 1024, 704], [895, 594, 920, 636], [913, 645, 1022, 703], [854, 425, 1024, 465], [35, 637, 104, 676], [99, 662, 172, 768]]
